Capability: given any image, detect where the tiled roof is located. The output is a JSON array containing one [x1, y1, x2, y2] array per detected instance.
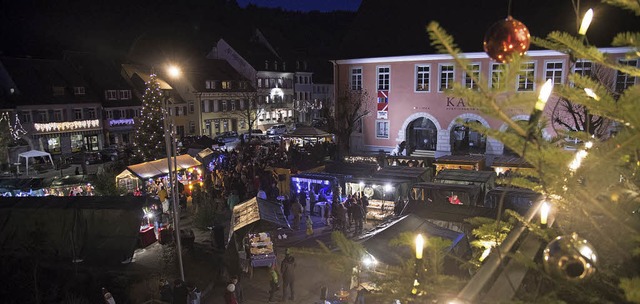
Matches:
[[184, 58, 254, 92], [0, 56, 98, 105]]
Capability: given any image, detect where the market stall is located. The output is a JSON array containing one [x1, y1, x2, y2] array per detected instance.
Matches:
[[433, 169, 496, 197], [115, 154, 202, 194], [345, 177, 413, 220], [291, 172, 351, 214], [229, 197, 290, 270], [0, 178, 46, 197], [282, 126, 334, 147], [490, 156, 535, 177], [372, 166, 433, 183], [434, 154, 486, 172], [43, 175, 95, 196], [17, 150, 54, 176]]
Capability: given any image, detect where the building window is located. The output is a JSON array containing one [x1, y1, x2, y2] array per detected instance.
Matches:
[[74, 87, 85, 95], [119, 90, 131, 100], [573, 60, 592, 77], [615, 59, 638, 93], [47, 137, 61, 153], [53, 87, 65, 96], [376, 120, 389, 139], [231, 100, 237, 111], [38, 111, 48, 122], [415, 65, 430, 92], [74, 109, 82, 120], [71, 134, 83, 153], [221, 101, 227, 112], [106, 110, 113, 119], [53, 110, 63, 121], [20, 111, 31, 123], [439, 64, 455, 91], [464, 64, 481, 90], [490, 63, 505, 89], [351, 67, 362, 90], [257, 78, 263, 88], [240, 81, 248, 90], [176, 125, 185, 138], [87, 108, 96, 119], [205, 80, 215, 89], [545, 61, 564, 86], [105, 90, 117, 100], [222, 81, 231, 90], [188, 101, 194, 113], [189, 121, 195, 134], [517, 62, 536, 91], [377, 67, 390, 90]]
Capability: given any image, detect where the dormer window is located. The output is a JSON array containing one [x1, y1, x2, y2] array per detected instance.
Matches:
[[222, 81, 231, 90], [265, 60, 269, 70], [53, 86, 65, 96], [119, 90, 131, 100], [74, 87, 85, 95], [205, 80, 216, 89], [106, 90, 118, 100]]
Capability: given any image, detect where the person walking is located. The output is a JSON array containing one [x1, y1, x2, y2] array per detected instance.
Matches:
[[280, 249, 296, 301], [291, 198, 303, 230], [268, 263, 280, 303]]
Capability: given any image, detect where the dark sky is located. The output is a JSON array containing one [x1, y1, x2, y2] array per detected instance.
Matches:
[[236, 0, 362, 12]]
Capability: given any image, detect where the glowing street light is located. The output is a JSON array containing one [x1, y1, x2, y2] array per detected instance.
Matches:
[[167, 65, 182, 79]]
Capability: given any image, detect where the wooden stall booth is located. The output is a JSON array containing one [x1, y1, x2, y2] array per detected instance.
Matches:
[[115, 154, 202, 194], [345, 177, 413, 220], [434, 154, 486, 172], [433, 169, 497, 200]]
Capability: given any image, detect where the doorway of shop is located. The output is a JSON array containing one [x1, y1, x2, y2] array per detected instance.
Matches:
[[450, 120, 486, 155], [406, 117, 437, 156]]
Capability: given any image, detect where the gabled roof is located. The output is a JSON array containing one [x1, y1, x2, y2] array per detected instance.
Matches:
[[63, 51, 141, 107], [0, 56, 98, 105], [185, 59, 254, 92]]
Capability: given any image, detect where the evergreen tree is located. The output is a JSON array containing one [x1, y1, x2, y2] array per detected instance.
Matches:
[[132, 73, 166, 162]]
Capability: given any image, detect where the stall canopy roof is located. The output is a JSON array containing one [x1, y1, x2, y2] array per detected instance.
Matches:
[[197, 148, 214, 159], [118, 155, 201, 180], [372, 166, 431, 182], [357, 214, 468, 266], [18, 150, 52, 159], [231, 197, 290, 234], [283, 126, 332, 138], [434, 169, 496, 184]]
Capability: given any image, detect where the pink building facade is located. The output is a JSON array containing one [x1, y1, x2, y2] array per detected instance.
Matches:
[[333, 48, 636, 157]]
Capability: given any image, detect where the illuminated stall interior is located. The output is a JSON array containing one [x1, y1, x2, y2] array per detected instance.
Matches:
[[115, 154, 202, 194], [345, 177, 413, 220], [434, 154, 486, 172]]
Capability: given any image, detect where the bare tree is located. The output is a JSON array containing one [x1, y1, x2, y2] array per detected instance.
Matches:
[[235, 91, 266, 139], [323, 87, 371, 157], [551, 63, 616, 139]]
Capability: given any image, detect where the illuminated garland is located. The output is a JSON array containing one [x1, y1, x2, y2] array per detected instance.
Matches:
[[109, 118, 135, 126], [34, 119, 100, 132], [0, 112, 27, 139]]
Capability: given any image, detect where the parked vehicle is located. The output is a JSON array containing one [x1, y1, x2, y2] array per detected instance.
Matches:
[[100, 148, 120, 161], [69, 152, 103, 165], [214, 132, 239, 145], [266, 124, 287, 136]]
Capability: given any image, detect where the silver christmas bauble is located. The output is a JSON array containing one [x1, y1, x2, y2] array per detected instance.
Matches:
[[543, 233, 598, 281]]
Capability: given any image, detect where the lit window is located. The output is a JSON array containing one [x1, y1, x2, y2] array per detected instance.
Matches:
[[222, 81, 231, 90], [464, 64, 480, 90], [377, 67, 390, 90], [439, 64, 455, 91], [415, 65, 430, 92], [376, 120, 389, 139], [517, 62, 536, 91], [545, 61, 564, 86]]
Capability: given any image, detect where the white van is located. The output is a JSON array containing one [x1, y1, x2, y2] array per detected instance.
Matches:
[[267, 124, 287, 136]]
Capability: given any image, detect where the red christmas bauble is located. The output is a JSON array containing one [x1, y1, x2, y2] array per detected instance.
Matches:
[[483, 16, 530, 63]]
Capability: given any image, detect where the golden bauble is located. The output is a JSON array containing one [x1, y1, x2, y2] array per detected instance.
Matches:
[[483, 16, 531, 63], [543, 233, 598, 281]]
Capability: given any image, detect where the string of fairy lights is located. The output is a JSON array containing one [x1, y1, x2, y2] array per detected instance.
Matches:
[[0, 112, 27, 140]]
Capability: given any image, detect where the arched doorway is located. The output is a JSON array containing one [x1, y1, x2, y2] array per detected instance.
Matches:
[[406, 117, 437, 155], [450, 119, 486, 154]]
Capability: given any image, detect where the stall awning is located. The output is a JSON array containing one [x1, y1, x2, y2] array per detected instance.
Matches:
[[231, 197, 290, 233], [118, 155, 201, 180], [357, 214, 470, 268], [283, 126, 333, 138]]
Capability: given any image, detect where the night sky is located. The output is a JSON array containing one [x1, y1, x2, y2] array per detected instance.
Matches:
[[236, 0, 362, 12]]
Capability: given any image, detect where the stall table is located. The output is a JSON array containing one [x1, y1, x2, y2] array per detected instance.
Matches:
[[139, 226, 157, 247]]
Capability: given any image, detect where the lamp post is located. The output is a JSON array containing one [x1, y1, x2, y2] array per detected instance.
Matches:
[[164, 64, 185, 281]]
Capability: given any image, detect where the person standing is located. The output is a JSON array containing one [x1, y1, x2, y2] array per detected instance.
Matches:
[[268, 263, 280, 303], [102, 287, 116, 304], [230, 275, 244, 303], [281, 249, 296, 301], [158, 186, 168, 204], [352, 201, 364, 235], [224, 283, 238, 304], [159, 279, 173, 303], [173, 279, 188, 304], [305, 215, 314, 237], [188, 284, 201, 304], [291, 198, 303, 230]]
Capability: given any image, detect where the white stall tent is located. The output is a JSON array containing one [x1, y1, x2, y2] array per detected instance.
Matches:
[[17, 150, 54, 176]]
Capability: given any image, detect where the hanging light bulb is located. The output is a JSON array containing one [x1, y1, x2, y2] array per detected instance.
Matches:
[[578, 9, 594, 36], [584, 88, 600, 101]]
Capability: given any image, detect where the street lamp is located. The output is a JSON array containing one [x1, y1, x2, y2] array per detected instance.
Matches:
[[163, 64, 185, 281]]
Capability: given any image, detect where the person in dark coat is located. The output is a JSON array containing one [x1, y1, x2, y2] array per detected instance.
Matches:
[[351, 201, 365, 235], [159, 279, 173, 303], [281, 249, 296, 301], [172, 279, 188, 304]]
